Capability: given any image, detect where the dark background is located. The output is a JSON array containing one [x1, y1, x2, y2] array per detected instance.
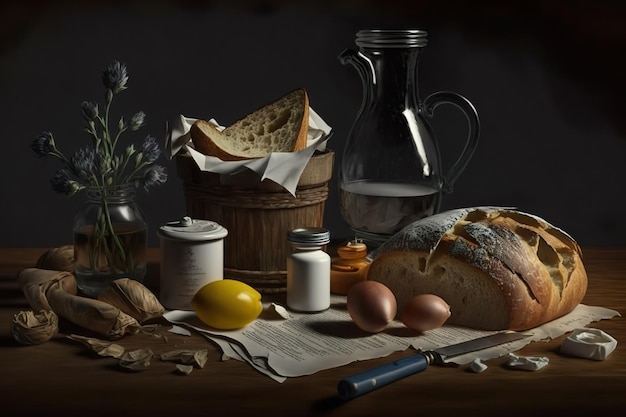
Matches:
[[2, 0, 626, 248]]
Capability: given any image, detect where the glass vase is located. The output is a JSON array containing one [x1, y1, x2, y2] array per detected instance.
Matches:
[[73, 184, 147, 297]]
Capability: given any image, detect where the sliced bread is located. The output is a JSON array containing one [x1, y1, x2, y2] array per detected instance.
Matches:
[[190, 88, 309, 160]]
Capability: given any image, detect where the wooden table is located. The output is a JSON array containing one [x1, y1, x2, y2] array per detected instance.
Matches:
[[1, 248, 624, 417]]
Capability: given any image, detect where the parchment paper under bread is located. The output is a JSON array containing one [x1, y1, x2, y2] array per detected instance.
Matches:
[[166, 108, 332, 196], [164, 295, 620, 383]]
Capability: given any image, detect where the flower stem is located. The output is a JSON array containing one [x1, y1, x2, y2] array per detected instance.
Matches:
[[100, 188, 128, 267]]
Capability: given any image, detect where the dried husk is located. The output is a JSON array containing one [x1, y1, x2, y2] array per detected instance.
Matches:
[[66, 334, 126, 358], [47, 286, 140, 339], [11, 310, 59, 345], [18, 268, 140, 339], [119, 348, 153, 371], [175, 364, 194, 375], [160, 349, 208, 368], [98, 278, 165, 323], [18, 268, 77, 311], [138, 324, 169, 343], [36, 245, 75, 273]]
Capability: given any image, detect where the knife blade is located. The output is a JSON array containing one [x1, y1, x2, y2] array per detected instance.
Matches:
[[337, 331, 531, 400]]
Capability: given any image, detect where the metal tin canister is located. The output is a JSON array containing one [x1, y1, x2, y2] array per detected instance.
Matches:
[[158, 216, 228, 310]]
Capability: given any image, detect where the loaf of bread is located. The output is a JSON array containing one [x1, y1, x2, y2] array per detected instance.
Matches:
[[190, 88, 309, 160], [367, 207, 588, 331]]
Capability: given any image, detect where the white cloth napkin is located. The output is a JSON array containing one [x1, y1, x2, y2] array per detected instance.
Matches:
[[166, 108, 332, 196]]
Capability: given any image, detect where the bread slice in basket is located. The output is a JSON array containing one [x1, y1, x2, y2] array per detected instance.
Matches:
[[367, 207, 588, 331], [190, 88, 309, 160]]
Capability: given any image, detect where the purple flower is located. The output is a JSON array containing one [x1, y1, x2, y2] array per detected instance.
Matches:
[[140, 165, 167, 191], [50, 169, 79, 195], [31, 132, 56, 157], [140, 135, 161, 163], [81, 101, 99, 121], [102, 60, 128, 93], [32, 59, 167, 197], [71, 148, 96, 181]]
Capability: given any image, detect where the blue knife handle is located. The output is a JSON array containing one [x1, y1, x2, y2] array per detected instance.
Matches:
[[337, 353, 431, 400]]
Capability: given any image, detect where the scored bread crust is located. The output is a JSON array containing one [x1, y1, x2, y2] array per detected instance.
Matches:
[[190, 88, 309, 160], [367, 207, 588, 331]]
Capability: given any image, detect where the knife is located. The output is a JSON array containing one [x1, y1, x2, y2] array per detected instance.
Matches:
[[337, 331, 530, 400]]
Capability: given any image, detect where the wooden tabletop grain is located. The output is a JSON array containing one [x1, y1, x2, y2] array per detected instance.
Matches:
[[0, 247, 624, 417]]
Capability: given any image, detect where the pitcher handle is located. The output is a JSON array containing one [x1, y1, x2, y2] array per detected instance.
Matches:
[[423, 91, 480, 194]]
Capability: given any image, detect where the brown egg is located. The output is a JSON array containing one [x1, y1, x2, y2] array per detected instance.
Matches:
[[347, 280, 397, 333], [400, 294, 451, 332]]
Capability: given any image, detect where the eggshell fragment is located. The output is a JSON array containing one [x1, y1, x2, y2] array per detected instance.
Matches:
[[400, 294, 451, 332], [347, 281, 397, 333]]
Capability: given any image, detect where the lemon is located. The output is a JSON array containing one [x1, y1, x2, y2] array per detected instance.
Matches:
[[191, 279, 263, 330]]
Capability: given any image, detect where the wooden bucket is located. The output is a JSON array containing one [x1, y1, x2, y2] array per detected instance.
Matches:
[[176, 150, 334, 293]]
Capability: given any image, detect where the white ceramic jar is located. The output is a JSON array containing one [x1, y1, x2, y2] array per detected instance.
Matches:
[[286, 227, 331, 312], [158, 216, 228, 310]]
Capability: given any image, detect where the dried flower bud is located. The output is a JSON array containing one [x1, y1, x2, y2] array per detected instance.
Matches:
[[141, 165, 167, 191], [71, 148, 96, 181], [141, 135, 160, 163], [31, 132, 56, 157], [124, 144, 136, 158], [102, 60, 128, 94], [134, 152, 143, 168], [129, 111, 146, 131], [81, 100, 99, 121], [50, 169, 81, 196]]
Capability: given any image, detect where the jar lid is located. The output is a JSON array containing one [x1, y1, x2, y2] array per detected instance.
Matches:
[[356, 29, 428, 48], [158, 216, 228, 241], [288, 227, 330, 246], [337, 239, 368, 259]]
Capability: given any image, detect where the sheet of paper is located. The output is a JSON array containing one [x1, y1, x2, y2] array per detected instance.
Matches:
[[205, 335, 287, 383], [163, 296, 620, 382]]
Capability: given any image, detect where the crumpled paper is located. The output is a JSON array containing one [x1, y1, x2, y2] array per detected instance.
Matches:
[[560, 328, 617, 360], [160, 349, 208, 369], [506, 353, 549, 371], [166, 108, 332, 196], [119, 348, 154, 371], [11, 310, 59, 345]]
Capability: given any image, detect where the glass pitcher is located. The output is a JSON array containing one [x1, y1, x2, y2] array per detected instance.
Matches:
[[338, 29, 480, 246]]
